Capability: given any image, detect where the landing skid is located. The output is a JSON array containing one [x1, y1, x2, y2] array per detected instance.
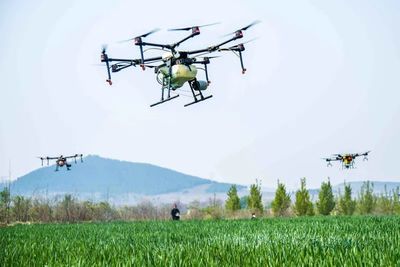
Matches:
[[150, 74, 180, 107], [184, 79, 213, 107], [150, 94, 179, 107], [184, 95, 213, 107]]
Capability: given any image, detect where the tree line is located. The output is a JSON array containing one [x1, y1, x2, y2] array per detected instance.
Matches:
[[1, 179, 399, 224], [225, 179, 400, 217]]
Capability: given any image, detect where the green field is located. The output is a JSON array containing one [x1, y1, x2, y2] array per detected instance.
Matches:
[[1, 216, 399, 266]]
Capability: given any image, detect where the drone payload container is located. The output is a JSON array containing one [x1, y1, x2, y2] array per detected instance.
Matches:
[[157, 64, 198, 89]]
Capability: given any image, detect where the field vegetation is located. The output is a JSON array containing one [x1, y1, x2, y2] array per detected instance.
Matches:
[[1, 216, 399, 266]]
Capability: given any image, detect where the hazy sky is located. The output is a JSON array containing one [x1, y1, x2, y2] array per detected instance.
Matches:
[[1, 0, 399, 189]]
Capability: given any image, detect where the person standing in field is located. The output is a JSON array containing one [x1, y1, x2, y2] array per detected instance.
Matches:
[[171, 203, 180, 220]]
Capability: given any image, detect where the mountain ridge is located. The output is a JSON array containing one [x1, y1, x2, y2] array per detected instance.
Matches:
[[8, 155, 245, 204]]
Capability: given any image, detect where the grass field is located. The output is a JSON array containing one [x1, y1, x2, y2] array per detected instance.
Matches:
[[1, 216, 399, 266]]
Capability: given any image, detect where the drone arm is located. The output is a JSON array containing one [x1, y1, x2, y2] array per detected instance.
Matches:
[[105, 58, 140, 62], [171, 32, 200, 50], [214, 35, 242, 50], [141, 42, 171, 50], [105, 56, 162, 73], [111, 63, 135, 72], [186, 35, 242, 57]]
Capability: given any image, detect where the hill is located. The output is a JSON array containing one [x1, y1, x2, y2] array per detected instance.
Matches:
[[9, 155, 245, 204]]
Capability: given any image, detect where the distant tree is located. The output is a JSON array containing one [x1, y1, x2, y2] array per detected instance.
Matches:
[[239, 196, 248, 209], [0, 187, 11, 223], [12, 195, 31, 222], [56, 194, 78, 222], [94, 201, 116, 221], [392, 187, 400, 215], [77, 200, 95, 221], [357, 181, 376, 214], [247, 180, 263, 214], [225, 185, 240, 212], [294, 178, 314, 216], [316, 178, 335, 215], [376, 185, 392, 215], [186, 200, 202, 220], [337, 183, 356, 215], [29, 198, 53, 222], [271, 180, 291, 216]]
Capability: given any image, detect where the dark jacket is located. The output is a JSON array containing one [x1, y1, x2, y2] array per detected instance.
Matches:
[[171, 208, 180, 220]]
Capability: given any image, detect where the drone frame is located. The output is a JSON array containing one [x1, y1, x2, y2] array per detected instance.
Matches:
[[39, 154, 83, 172], [101, 22, 258, 107]]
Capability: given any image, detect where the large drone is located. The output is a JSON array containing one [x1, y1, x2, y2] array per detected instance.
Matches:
[[100, 21, 259, 107], [323, 151, 370, 169], [38, 154, 83, 171]]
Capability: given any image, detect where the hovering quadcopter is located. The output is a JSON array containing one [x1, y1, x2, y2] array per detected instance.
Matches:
[[38, 154, 83, 171], [323, 151, 370, 169], [100, 21, 259, 107]]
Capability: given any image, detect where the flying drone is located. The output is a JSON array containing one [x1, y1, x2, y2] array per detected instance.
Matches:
[[100, 21, 259, 107], [38, 154, 83, 171], [322, 151, 370, 169]]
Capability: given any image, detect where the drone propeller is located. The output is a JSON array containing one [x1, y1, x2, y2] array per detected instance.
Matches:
[[168, 22, 220, 31], [223, 20, 261, 36], [101, 44, 108, 54], [239, 20, 261, 31], [119, 28, 160, 43], [195, 56, 220, 60], [362, 150, 371, 156], [138, 28, 160, 38], [218, 37, 258, 51]]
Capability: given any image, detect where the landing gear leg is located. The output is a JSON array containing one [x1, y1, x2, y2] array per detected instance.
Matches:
[[184, 79, 213, 107]]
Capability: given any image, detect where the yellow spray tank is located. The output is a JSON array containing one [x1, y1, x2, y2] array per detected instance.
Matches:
[[157, 52, 198, 89], [157, 64, 197, 89]]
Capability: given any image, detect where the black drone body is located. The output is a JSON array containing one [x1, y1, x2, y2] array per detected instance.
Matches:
[[322, 151, 370, 169], [38, 154, 83, 171], [100, 21, 259, 107]]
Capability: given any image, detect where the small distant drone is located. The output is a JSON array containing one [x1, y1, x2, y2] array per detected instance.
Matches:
[[100, 21, 259, 107], [38, 154, 83, 171], [323, 151, 370, 169]]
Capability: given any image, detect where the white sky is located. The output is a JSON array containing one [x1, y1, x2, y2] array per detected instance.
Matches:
[[1, 0, 399, 189]]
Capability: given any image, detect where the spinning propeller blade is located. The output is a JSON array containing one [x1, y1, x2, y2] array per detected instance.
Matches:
[[223, 20, 261, 36], [239, 20, 261, 31], [138, 28, 160, 38], [168, 22, 220, 31], [119, 28, 160, 43], [101, 44, 108, 54]]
